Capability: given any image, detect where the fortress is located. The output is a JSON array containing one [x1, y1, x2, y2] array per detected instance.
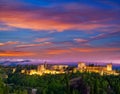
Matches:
[[21, 62, 119, 76], [75, 62, 118, 75], [21, 63, 68, 75]]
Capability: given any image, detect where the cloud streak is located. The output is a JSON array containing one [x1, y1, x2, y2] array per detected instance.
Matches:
[[34, 37, 53, 42], [0, 41, 20, 46], [71, 47, 120, 53], [0, 50, 35, 56], [16, 42, 52, 48], [0, 1, 119, 32]]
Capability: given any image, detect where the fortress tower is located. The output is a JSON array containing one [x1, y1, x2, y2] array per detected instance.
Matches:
[[44, 62, 47, 69], [37, 65, 45, 72], [106, 63, 112, 71], [78, 62, 86, 70]]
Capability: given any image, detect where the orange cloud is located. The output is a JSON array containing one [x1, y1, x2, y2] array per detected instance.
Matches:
[[71, 47, 120, 52], [0, 1, 119, 32], [0, 41, 20, 46], [3, 18, 106, 32], [71, 48, 92, 52], [47, 49, 70, 54], [34, 38, 52, 42], [0, 9, 108, 32], [0, 43, 4, 46], [0, 51, 35, 56]]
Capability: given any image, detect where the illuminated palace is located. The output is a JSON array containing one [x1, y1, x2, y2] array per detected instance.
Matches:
[[21, 63, 68, 75], [74, 62, 119, 75], [21, 62, 119, 76]]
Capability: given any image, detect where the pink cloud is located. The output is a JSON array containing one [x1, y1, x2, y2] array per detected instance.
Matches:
[[1, 46, 120, 63], [16, 42, 52, 48], [34, 38, 53, 42], [0, 41, 20, 46], [74, 38, 87, 43], [0, 3, 119, 32]]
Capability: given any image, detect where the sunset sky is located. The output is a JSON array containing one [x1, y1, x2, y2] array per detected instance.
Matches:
[[0, 0, 120, 64]]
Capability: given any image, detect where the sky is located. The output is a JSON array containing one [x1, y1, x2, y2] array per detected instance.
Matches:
[[0, 0, 120, 64]]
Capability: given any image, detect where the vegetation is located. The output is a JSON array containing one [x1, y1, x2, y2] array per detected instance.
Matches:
[[0, 65, 120, 94]]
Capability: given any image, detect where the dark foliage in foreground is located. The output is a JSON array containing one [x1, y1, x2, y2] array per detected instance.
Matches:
[[0, 66, 120, 94]]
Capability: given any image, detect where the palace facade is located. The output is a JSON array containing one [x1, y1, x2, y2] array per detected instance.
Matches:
[[21, 63, 68, 75], [21, 62, 119, 76], [74, 62, 118, 75]]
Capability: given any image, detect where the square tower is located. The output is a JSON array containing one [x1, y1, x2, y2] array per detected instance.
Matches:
[[78, 62, 86, 70], [37, 65, 45, 72], [106, 63, 112, 71]]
